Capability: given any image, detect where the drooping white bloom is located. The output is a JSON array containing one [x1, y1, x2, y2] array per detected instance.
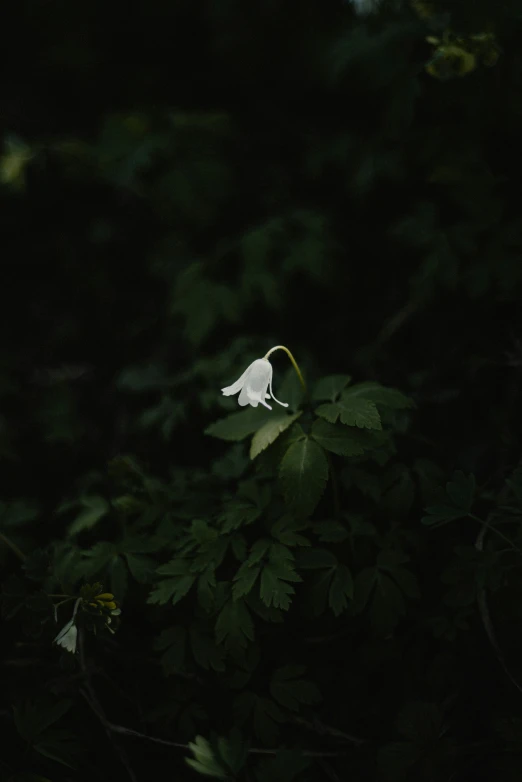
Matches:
[[221, 358, 288, 410], [54, 618, 78, 653], [349, 0, 382, 15]]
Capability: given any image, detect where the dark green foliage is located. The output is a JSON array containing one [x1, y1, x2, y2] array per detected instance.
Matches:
[[1, 0, 522, 780]]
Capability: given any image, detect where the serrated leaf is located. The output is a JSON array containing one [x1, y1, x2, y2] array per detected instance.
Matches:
[[205, 408, 273, 442], [186, 736, 228, 779], [260, 565, 298, 610], [338, 392, 382, 430], [270, 666, 322, 712], [219, 499, 261, 533], [311, 418, 366, 456], [344, 382, 413, 410], [67, 496, 110, 537], [216, 599, 254, 650], [279, 438, 329, 516], [312, 375, 352, 401], [148, 559, 196, 606], [189, 624, 226, 672], [233, 563, 261, 600], [313, 519, 349, 542], [329, 564, 354, 616], [316, 395, 382, 430], [124, 553, 156, 583], [270, 516, 310, 547], [313, 402, 339, 423], [216, 730, 249, 775], [250, 412, 302, 460]]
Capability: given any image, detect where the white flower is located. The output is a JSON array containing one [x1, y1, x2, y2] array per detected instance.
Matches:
[[54, 618, 78, 653], [221, 358, 288, 410], [348, 0, 382, 15]]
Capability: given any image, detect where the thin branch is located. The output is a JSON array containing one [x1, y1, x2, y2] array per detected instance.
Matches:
[[97, 719, 346, 758], [292, 715, 367, 746], [78, 631, 138, 782], [0, 532, 26, 562]]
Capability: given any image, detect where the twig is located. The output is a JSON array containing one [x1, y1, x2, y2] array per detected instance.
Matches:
[[96, 720, 346, 758], [292, 715, 367, 746], [78, 631, 139, 782], [0, 532, 26, 562]]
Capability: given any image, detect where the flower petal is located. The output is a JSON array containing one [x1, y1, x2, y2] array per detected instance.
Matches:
[[221, 362, 254, 396], [268, 373, 289, 408]]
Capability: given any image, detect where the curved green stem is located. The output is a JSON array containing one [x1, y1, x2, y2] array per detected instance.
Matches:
[[0, 531, 26, 562], [469, 513, 522, 555], [263, 345, 307, 393]]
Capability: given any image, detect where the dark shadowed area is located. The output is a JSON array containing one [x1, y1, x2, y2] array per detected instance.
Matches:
[[1, 1, 522, 781]]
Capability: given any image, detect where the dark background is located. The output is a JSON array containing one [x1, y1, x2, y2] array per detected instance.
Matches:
[[2, 1, 522, 781]]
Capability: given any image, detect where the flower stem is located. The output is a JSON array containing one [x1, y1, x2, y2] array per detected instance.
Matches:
[[0, 531, 26, 562], [263, 345, 307, 393]]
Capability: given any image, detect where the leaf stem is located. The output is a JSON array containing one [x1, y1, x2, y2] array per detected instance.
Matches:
[[0, 531, 26, 562], [263, 345, 307, 394], [468, 513, 522, 554]]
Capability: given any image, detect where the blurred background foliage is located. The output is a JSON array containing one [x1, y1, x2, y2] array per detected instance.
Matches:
[[2, 0, 522, 780]]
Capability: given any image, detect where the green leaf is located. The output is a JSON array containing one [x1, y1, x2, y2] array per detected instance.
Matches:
[[259, 561, 300, 611], [313, 519, 349, 543], [124, 553, 156, 583], [34, 729, 79, 769], [316, 394, 381, 430], [270, 666, 322, 712], [421, 471, 475, 526], [421, 505, 468, 527], [233, 563, 262, 600], [311, 374, 352, 401], [216, 598, 254, 650], [14, 698, 73, 743], [186, 736, 228, 779], [67, 496, 110, 537], [216, 730, 249, 776], [279, 438, 329, 516], [338, 391, 382, 430], [0, 500, 39, 528], [189, 624, 226, 672], [270, 516, 310, 547], [355, 566, 414, 635], [234, 693, 284, 745], [344, 382, 413, 410], [329, 564, 354, 616], [219, 499, 261, 533], [205, 408, 273, 441], [253, 698, 285, 745], [310, 419, 367, 456], [148, 560, 196, 606], [250, 412, 302, 460], [197, 565, 217, 610]]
